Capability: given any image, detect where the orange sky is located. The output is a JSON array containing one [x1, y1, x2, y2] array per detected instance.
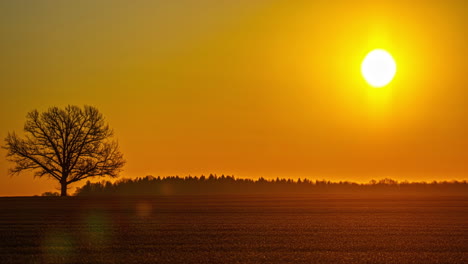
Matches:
[[0, 0, 467, 196]]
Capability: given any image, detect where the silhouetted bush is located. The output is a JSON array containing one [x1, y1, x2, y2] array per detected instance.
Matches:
[[41, 191, 60, 197], [74, 174, 468, 196]]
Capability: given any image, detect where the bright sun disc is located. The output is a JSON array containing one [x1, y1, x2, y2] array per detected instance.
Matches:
[[361, 49, 396, 88]]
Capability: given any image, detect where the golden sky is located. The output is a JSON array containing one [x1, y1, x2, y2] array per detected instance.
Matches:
[[0, 0, 467, 195]]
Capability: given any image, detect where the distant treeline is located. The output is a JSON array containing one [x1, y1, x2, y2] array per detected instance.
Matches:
[[73, 175, 468, 196]]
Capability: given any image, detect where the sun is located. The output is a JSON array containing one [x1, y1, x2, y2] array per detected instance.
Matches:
[[361, 49, 396, 88]]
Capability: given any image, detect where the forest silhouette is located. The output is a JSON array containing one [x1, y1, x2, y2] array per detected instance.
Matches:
[[73, 175, 468, 196]]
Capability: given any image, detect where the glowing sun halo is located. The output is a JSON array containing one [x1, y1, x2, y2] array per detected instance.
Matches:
[[361, 49, 396, 88]]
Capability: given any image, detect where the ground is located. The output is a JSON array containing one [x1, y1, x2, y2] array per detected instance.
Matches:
[[0, 195, 467, 264]]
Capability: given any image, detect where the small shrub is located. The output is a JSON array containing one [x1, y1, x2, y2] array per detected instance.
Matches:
[[41, 191, 60, 197]]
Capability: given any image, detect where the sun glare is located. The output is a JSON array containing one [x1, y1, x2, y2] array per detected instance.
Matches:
[[361, 49, 397, 88]]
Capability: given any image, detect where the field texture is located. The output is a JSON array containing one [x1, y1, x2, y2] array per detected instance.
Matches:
[[0, 195, 467, 264]]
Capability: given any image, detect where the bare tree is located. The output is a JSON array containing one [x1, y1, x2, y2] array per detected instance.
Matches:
[[3, 105, 125, 196]]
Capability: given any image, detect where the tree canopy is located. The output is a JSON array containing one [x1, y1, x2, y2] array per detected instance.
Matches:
[[4, 105, 125, 196]]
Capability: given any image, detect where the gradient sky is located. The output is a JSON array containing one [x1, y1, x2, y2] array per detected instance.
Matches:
[[0, 0, 467, 196]]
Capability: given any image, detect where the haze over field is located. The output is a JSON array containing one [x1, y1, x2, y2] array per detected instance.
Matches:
[[0, 0, 467, 195]]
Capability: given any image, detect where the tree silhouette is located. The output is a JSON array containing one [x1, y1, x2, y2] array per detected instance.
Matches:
[[74, 175, 468, 196], [3, 105, 125, 196]]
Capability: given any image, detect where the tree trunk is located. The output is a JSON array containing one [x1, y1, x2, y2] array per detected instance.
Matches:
[[60, 182, 68, 196]]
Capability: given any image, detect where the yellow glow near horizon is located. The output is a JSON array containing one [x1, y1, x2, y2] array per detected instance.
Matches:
[[361, 49, 397, 88]]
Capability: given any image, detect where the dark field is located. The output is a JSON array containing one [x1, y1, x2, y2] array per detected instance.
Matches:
[[0, 195, 467, 264]]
